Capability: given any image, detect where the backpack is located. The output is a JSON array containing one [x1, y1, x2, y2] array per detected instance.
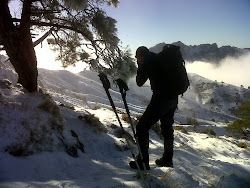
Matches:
[[156, 44, 190, 96]]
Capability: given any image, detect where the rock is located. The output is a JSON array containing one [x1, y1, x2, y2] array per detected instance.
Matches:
[[114, 128, 136, 144], [70, 130, 85, 153], [65, 145, 78, 158], [114, 140, 129, 151], [110, 124, 118, 129], [71, 130, 79, 138]]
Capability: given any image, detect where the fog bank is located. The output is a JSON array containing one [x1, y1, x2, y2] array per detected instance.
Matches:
[[186, 53, 250, 88]]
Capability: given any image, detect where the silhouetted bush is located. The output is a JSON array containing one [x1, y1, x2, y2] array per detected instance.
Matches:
[[93, 106, 101, 110], [237, 142, 248, 149], [186, 117, 199, 127], [226, 99, 250, 137], [201, 129, 216, 136], [174, 126, 188, 133]]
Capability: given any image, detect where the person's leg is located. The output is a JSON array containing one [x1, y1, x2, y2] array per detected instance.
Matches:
[[155, 105, 176, 167], [129, 96, 161, 170]]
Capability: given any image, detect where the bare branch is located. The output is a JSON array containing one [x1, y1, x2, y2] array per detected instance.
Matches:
[[33, 27, 54, 47]]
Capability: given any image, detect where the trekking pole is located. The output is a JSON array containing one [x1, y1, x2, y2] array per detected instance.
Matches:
[[115, 79, 136, 136], [98, 73, 149, 188], [115, 78, 151, 188]]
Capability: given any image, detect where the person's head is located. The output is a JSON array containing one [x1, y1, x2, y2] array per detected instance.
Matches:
[[135, 46, 149, 65]]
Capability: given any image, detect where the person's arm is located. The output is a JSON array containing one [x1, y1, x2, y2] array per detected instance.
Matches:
[[136, 60, 150, 87]]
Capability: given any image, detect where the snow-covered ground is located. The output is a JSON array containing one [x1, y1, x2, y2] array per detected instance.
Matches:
[[0, 59, 250, 188]]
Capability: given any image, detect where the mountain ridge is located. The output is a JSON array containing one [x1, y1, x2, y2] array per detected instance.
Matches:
[[149, 41, 249, 63]]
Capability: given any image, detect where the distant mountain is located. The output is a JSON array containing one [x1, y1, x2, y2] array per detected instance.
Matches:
[[149, 41, 249, 63]]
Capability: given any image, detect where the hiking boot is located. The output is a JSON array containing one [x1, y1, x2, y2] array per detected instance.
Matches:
[[155, 139, 174, 167], [129, 156, 150, 170], [129, 133, 150, 170], [155, 157, 173, 168]]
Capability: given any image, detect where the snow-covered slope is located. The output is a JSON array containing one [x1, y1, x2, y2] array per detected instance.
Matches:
[[39, 68, 250, 132], [0, 60, 250, 188]]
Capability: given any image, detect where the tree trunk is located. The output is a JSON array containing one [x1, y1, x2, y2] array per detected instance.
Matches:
[[0, 0, 38, 92], [5, 29, 38, 92]]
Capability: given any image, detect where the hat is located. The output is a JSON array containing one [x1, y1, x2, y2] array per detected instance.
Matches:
[[136, 46, 149, 58]]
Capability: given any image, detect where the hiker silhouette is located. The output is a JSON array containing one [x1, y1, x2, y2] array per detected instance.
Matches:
[[129, 45, 183, 169]]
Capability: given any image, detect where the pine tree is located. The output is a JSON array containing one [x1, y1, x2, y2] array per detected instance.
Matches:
[[0, 0, 135, 92], [226, 99, 250, 136]]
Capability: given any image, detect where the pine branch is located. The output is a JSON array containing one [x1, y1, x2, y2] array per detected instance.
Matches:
[[11, 18, 92, 41], [31, 9, 61, 15]]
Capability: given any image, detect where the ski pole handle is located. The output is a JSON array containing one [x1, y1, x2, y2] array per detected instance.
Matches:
[[116, 78, 129, 91], [98, 73, 110, 90], [115, 78, 129, 97]]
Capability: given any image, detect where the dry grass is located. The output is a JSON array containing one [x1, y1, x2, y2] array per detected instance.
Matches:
[[80, 114, 107, 133], [121, 114, 130, 123], [201, 129, 216, 136], [174, 126, 188, 133], [237, 142, 248, 149], [38, 98, 63, 121]]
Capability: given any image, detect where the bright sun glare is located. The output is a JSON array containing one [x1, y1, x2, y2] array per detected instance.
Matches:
[[35, 43, 87, 73]]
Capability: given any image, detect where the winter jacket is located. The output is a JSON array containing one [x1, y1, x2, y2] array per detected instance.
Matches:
[[136, 52, 177, 100]]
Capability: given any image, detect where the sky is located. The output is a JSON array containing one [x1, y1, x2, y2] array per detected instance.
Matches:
[[6, 0, 250, 87], [103, 0, 250, 53]]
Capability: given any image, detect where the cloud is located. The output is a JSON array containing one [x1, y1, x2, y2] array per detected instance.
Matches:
[[186, 52, 250, 88]]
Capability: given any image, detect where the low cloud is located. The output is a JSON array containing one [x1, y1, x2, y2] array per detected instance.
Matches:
[[186, 53, 250, 88]]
